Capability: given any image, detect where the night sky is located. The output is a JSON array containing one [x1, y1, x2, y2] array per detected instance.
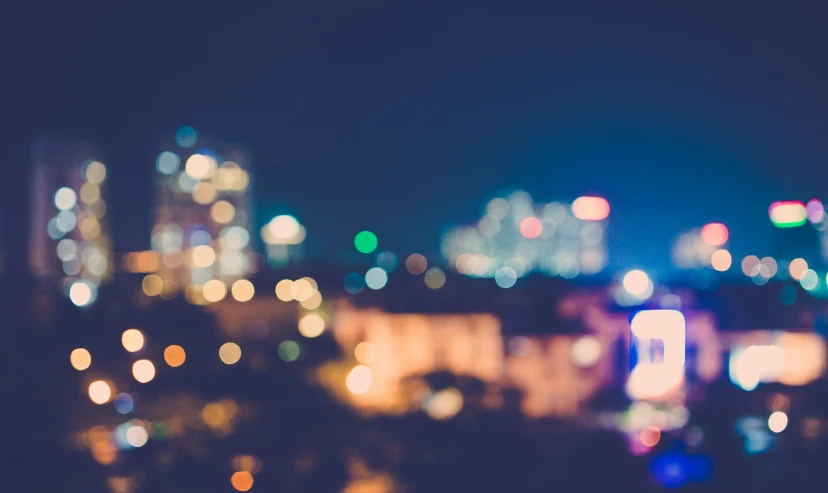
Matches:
[[4, 1, 828, 277]]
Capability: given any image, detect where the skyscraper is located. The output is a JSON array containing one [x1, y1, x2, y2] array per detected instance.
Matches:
[[151, 127, 254, 303], [29, 139, 112, 306]]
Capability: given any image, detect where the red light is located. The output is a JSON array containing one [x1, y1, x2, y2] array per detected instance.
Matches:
[[519, 217, 543, 239], [572, 196, 609, 221], [701, 223, 728, 246]]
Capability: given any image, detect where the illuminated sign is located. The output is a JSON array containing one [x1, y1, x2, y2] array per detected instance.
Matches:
[[768, 201, 807, 228], [626, 310, 686, 401]]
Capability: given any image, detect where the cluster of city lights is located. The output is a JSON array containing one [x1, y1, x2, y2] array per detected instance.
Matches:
[[441, 191, 609, 287], [43, 159, 112, 307], [672, 222, 730, 271], [261, 214, 306, 267]]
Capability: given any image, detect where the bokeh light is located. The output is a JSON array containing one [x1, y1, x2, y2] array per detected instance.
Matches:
[[571, 336, 601, 367], [142, 274, 163, 296], [185, 154, 215, 180], [114, 393, 134, 414], [70, 348, 92, 371], [203, 279, 227, 302], [298, 313, 326, 338], [54, 187, 77, 210], [69, 281, 96, 307], [701, 223, 728, 246], [424, 388, 464, 420], [275, 279, 294, 301], [495, 266, 517, 288], [376, 251, 398, 272], [278, 340, 301, 362], [760, 257, 778, 277], [85, 161, 107, 184], [741, 255, 761, 277], [807, 199, 825, 223], [623, 270, 650, 296], [406, 253, 428, 275], [355, 341, 377, 364], [191, 245, 216, 268], [156, 151, 181, 174], [801, 269, 818, 291], [789, 258, 808, 280], [175, 126, 198, 148], [121, 329, 145, 353], [711, 250, 732, 272], [220, 343, 242, 365], [424, 267, 446, 289], [354, 231, 378, 254], [164, 345, 186, 367], [132, 359, 156, 383], [365, 267, 389, 290], [768, 411, 788, 433], [292, 279, 314, 301], [640, 426, 661, 447], [267, 215, 300, 240], [519, 216, 543, 239], [210, 200, 236, 223], [769, 201, 807, 228], [344, 273, 365, 294], [125, 425, 149, 448], [89, 380, 112, 405], [571, 196, 610, 221], [231, 279, 255, 302], [346, 365, 373, 395], [231, 471, 254, 492]]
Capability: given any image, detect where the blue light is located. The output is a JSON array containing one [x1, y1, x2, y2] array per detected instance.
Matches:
[[175, 126, 198, 148], [344, 273, 365, 294], [114, 393, 134, 414], [650, 452, 710, 488]]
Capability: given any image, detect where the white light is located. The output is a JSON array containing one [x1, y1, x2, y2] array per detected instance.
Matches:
[[495, 266, 517, 288], [626, 310, 686, 401], [623, 270, 650, 296], [125, 425, 149, 448], [346, 365, 373, 395], [365, 267, 388, 290], [729, 345, 785, 391], [156, 151, 181, 174], [268, 215, 300, 240], [69, 281, 97, 307], [54, 187, 77, 210], [768, 411, 788, 433], [571, 336, 601, 367]]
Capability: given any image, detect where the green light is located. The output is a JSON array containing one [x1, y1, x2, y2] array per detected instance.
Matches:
[[354, 231, 378, 254]]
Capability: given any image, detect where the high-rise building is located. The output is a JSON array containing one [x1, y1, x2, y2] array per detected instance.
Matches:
[[441, 191, 609, 281], [29, 139, 112, 305], [150, 127, 254, 303]]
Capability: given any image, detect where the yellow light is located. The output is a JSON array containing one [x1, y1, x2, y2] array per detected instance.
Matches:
[[80, 182, 101, 204], [121, 329, 145, 352], [292, 279, 314, 301], [142, 274, 163, 296], [88, 380, 112, 404], [78, 216, 101, 240], [424, 387, 464, 420], [230, 471, 254, 492], [298, 313, 325, 338], [275, 279, 294, 301], [191, 245, 216, 268], [185, 154, 216, 179], [354, 342, 376, 364], [299, 290, 322, 310], [789, 258, 808, 280], [768, 411, 788, 433], [219, 342, 242, 365], [346, 365, 373, 395], [231, 279, 255, 302], [203, 279, 228, 302], [70, 348, 92, 371], [69, 282, 94, 307], [711, 249, 732, 272], [132, 359, 156, 383], [85, 161, 107, 184], [210, 200, 235, 224], [164, 345, 186, 367], [192, 181, 217, 205]]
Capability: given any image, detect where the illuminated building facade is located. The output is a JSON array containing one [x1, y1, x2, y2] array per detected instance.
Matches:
[[151, 128, 254, 301], [29, 139, 112, 305], [441, 191, 609, 282]]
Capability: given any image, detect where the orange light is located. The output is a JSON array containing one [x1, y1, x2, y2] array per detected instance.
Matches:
[[164, 345, 186, 367], [571, 196, 609, 221], [231, 471, 254, 492], [640, 426, 661, 447], [701, 223, 728, 246]]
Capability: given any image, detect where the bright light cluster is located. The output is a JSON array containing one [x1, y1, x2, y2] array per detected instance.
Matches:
[[152, 131, 253, 298], [261, 214, 306, 267], [626, 310, 686, 401], [39, 153, 111, 307], [441, 191, 609, 285], [672, 223, 730, 270]]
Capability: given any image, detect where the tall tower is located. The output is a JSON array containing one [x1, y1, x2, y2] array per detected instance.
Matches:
[[151, 127, 254, 303], [29, 139, 112, 305]]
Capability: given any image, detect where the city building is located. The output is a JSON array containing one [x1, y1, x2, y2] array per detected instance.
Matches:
[[29, 138, 112, 305], [150, 127, 255, 303], [441, 191, 609, 283]]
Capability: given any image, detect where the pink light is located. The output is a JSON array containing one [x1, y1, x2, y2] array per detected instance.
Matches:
[[806, 199, 825, 223], [519, 217, 543, 239], [701, 223, 728, 246], [572, 196, 610, 221]]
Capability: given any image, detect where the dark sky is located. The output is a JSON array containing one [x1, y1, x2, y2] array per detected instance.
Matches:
[[4, 1, 828, 277]]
